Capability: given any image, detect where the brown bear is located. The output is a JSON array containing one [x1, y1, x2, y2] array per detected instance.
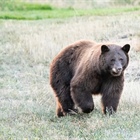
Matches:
[[50, 40, 130, 117]]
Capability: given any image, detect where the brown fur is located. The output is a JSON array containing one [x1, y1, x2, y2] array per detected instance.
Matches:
[[50, 40, 130, 117]]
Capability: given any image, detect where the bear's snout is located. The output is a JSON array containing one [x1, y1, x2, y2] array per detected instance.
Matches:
[[111, 67, 122, 76]]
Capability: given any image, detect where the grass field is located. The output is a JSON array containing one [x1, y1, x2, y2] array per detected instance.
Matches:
[[0, 1, 140, 140], [0, 0, 140, 20], [1, 6, 140, 20]]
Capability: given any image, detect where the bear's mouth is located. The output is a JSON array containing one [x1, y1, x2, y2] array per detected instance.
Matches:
[[111, 71, 121, 76]]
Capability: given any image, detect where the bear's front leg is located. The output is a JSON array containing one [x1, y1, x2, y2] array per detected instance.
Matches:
[[70, 84, 94, 114], [101, 77, 123, 115], [101, 94, 121, 115]]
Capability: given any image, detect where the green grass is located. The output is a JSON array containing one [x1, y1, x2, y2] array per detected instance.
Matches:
[[0, 7, 140, 20], [0, 0, 140, 20], [0, 0, 53, 11]]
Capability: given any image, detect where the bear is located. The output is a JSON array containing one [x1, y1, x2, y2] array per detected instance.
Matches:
[[50, 40, 130, 117]]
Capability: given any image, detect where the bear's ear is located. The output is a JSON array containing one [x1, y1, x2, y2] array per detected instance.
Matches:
[[122, 44, 130, 53], [101, 45, 110, 54]]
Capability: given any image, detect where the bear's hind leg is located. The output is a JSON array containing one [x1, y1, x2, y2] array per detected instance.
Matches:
[[56, 99, 64, 117], [55, 86, 75, 117]]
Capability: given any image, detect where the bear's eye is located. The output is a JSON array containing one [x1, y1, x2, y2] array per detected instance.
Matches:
[[119, 58, 123, 62], [111, 59, 115, 62]]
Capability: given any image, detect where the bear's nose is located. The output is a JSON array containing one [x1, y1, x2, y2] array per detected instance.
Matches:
[[112, 67, 122, 74], [117, 67, 122, 72]]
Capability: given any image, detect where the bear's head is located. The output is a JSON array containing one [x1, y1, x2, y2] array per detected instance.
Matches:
[[100, 44, 130, 77]]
